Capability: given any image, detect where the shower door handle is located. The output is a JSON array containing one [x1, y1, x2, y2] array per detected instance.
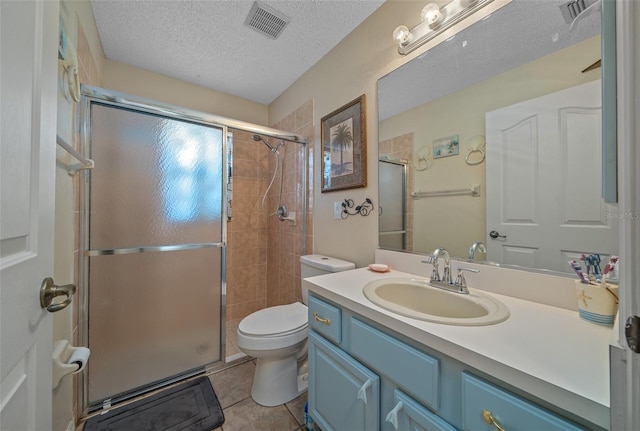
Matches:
[[40, 277, 77, 313]]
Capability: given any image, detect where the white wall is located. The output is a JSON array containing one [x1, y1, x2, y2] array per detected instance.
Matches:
[[269, 1, 429, 268], [103, 59, 269, 126]]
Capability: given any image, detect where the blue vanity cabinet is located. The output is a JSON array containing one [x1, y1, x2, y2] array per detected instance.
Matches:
[[308, 330, 380, 431], [308, 294, 454, 431], [307, 293, 590, 431]]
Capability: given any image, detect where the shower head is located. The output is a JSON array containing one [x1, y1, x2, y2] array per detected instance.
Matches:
[[252, 134, 275, 151]]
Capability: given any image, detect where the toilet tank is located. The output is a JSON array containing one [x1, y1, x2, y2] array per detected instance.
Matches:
[[300, 254, 355, 305]]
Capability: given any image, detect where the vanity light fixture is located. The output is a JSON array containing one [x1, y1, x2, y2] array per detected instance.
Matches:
[[393, 0, 505, 55]]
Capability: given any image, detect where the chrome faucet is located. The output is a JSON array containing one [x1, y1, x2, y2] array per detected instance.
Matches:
[[431, 247, 451, 284], [453, 267, 480, 294], [421, 248, 478, 294], [469, 241, 487, 260]]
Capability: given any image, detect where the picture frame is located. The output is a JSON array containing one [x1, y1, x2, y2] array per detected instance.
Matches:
[[432, 134, 460, 159], [321, 95, 367, 192]]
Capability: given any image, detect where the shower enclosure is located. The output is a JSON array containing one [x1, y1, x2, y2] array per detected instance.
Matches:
[[78, 87, 227, 412], [77, 86, 307, 415]]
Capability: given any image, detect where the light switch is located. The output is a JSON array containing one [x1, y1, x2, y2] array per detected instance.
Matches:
[[333, 202, 343, 220]]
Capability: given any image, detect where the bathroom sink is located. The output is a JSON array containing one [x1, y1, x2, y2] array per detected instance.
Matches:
[[362, 278, 509, 326]]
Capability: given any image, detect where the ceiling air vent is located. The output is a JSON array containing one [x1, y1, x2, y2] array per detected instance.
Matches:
[[558, 0, 597, 24], [245, 1, 290, 39]]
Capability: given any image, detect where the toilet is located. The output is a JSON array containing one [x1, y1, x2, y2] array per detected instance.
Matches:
[[236, 254, 355, 407]]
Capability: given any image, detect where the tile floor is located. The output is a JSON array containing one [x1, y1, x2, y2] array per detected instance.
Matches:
[[208, 359, 309, 431]]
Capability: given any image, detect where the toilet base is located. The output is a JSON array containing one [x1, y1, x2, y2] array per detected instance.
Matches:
[[251, 355, 307, 407]]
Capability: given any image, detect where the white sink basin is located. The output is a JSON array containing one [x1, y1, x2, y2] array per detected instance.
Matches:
[[362, 278, 509, 326]]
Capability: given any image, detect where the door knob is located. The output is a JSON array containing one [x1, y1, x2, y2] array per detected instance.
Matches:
[[489, 230, 507, 239], [40, 277, 76, 313]]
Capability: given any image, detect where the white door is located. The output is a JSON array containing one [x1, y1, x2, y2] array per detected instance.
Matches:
[[485, 80, 618, 273], [1, 1, 59, 430]]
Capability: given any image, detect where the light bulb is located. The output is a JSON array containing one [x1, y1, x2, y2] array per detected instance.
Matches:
[[421, 3, 445, 28], [392, 25, 413, 46]]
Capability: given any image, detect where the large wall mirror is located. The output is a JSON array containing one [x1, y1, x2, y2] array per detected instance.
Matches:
[[378, 0, 619, 275]]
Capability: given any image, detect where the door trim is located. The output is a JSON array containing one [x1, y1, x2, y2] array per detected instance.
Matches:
[[610, 0, 640, 429]]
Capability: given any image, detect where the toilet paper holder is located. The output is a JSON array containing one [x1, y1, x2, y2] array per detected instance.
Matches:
[[52, 339, 90, 389]]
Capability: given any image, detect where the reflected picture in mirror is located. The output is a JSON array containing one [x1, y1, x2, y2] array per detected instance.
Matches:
[[377, 0, 619, 275], [433, 135, 459, 159]]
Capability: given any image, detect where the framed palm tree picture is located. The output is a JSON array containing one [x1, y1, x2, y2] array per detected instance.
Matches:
[[321, 94, 367, 192]]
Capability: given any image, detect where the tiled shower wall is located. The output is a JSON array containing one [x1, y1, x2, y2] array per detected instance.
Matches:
[[379, 132, 414, 251], [226, 100, 314, 330], [267, 100, 314, 306], [226, 130, 269, 323]]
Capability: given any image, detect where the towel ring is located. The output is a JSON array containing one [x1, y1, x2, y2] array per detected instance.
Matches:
[[465, 135, 485, 165], [415, 156, 430, 171], [465, 148, 485, 165], [414, 145, 433, 171]]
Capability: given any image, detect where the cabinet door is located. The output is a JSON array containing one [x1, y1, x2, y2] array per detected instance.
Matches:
[[309, 330, 380, 431], [350, 318, 440, 410], [385, 390, 456, 431]]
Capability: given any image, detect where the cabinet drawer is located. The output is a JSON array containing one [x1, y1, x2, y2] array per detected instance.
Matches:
[[309, 331, 380, 431], [385, 390, 456, 431], [349, 318, 440, 410], [308, 295, 341, 344], [462, 373, 585, 431]]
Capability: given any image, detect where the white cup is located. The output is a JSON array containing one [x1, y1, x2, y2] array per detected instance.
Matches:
[[575, 280, 619, 325]]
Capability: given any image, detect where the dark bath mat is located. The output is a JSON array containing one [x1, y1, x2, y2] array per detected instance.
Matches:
[[84, 377, 224, 431]]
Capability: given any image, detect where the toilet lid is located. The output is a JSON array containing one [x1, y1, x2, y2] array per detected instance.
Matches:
[[239, 302, 308, 337]]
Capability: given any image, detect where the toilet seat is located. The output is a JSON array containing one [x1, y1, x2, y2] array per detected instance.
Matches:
[[239, 302, 308, 337], [237, 303, 308, 351]]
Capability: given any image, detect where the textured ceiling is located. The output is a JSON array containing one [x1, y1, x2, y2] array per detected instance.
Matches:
[[91, 0, 385, 105]]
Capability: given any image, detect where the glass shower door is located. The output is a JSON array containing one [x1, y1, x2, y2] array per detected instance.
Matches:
[[378, 159, 407, 250], [85, 102, 225, 407]]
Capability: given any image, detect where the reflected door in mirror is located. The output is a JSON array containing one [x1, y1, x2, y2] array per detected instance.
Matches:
[[486, 80, 618, 272]]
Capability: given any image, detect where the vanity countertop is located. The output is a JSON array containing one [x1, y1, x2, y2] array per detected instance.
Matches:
[[304, 267, 613, 429]]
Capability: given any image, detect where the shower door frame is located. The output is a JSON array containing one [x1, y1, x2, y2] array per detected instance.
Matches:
[[76, 85, 308, 417]]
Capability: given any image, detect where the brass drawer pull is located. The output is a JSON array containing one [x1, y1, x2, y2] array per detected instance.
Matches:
[[482, 410, 506, 431], [313, 311, 331, 325]]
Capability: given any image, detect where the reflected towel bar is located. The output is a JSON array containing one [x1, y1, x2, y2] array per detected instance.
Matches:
[[379, 230, 407, 236], [56, 134, 94, 175], [412, 184, 480, 199]]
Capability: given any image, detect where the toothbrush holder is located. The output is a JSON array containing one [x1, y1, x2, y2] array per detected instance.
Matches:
[[575, 280, 619, 325]]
